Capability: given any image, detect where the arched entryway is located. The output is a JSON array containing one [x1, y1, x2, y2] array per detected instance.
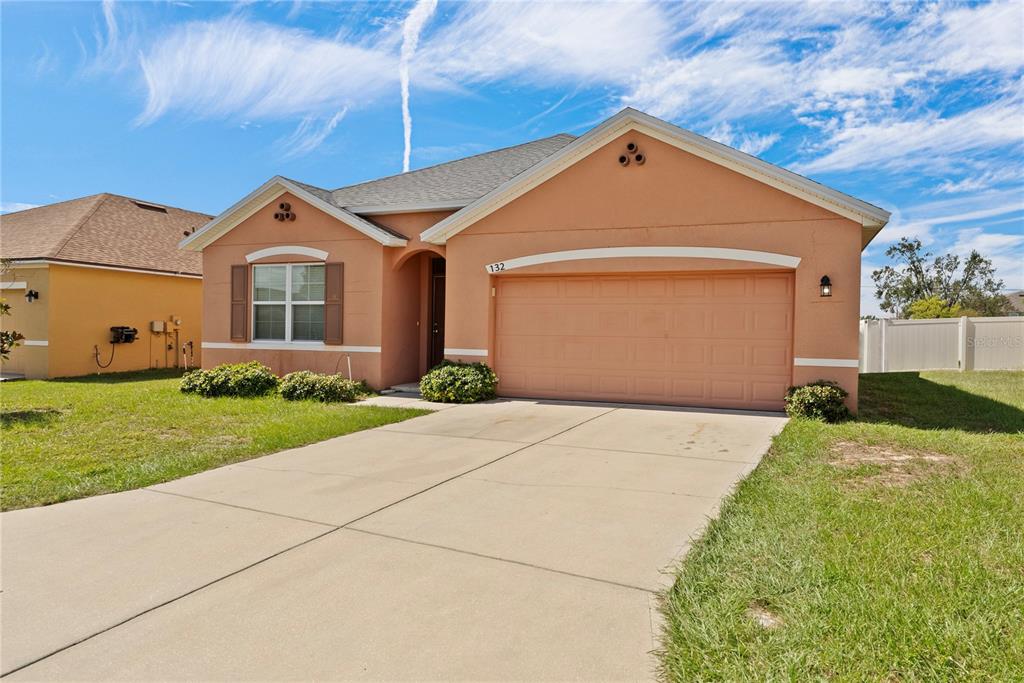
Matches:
[[381, 251, 446, 388]]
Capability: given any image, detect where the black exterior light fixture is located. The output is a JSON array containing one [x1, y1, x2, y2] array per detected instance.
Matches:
[[819, 275, 832, 297], [24, 289, 39, 303]]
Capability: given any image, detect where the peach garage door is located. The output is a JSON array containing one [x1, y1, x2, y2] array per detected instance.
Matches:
[[493, 271, 794, 410]]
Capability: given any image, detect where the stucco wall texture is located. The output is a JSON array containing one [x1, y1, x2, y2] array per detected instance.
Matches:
[[201, 131, 862, 409], [1, 264, 202, 379]]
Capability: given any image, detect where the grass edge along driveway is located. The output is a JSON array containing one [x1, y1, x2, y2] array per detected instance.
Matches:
[[659, 370, 1024, 681], [1, 369, 429, 511]]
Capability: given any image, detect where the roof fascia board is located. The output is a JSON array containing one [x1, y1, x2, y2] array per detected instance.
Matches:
[[8, 258, 200, 279], [420, 109, 889, 245], [344, 199, 474, 216], [181, 177, 407, 251]]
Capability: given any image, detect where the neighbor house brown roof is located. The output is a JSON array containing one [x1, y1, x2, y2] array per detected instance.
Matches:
[[0, 194, 210, 276]]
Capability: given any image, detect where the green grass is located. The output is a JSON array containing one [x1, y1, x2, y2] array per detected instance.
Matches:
[[1, 370, 428, 511], [661, 371, 1024, 681]]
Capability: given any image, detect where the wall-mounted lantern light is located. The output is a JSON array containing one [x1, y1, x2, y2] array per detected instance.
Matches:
[[819, 275, 832, 297], [24, 289, 39, 303]]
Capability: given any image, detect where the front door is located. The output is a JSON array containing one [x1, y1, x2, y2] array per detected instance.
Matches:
[[427, 258, 446, 368]]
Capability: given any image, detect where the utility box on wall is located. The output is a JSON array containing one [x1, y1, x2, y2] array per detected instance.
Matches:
[[110, 326, 139, 344]]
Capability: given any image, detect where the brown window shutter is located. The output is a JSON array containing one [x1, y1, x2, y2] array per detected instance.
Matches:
[[324, 262, 344, 345], [230, 265, 248, 341]]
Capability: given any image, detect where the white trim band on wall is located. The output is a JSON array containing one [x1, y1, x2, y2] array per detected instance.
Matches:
[[22, 340, 48, 347], [245, 246, 329, 263], [484, 247, 801, 273], [444, 348, 488, 357], [794, 357, 859, 368], [0, 281, 27, 290], [202, 342, 380, 353]]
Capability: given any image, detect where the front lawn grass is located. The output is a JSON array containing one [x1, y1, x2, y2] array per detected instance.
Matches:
[[661, 371, 1024, 680], [1, 369, 428, 511]]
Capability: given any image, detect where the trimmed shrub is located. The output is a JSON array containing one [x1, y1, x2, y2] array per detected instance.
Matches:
[[180, 361, 279, 398], [419, 360, 498, 403], [279, 371, 366, 403], [784, 380, 851, 422]]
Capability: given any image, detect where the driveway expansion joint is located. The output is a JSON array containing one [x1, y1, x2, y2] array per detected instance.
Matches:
[[343, 527, 655, 595], [7, 408, 620, 677]]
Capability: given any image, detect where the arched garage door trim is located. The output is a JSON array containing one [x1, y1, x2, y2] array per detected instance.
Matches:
[[484, 247, 801, 273]]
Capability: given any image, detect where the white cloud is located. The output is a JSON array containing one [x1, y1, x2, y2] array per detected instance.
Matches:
[[797, 98, 1024, 174], [100, 0, 1022, 173], [950, 226, 1024, 290], [136, 17, 396, 124], [0, 202, 41, 214], [930, 0, 1024, 75], [418, 2, 672, 86], [705, 122, 779, 156], [873, 190, 1024, 247], [623, 44, 792, 122], [280, 107, 348, 159], [933, 166, 1024, 194]]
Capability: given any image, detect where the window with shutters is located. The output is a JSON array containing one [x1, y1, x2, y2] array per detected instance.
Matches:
[[252, 263, 325, 341]]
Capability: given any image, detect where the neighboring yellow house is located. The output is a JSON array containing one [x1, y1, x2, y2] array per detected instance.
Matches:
[[0, 194, 210, 378]]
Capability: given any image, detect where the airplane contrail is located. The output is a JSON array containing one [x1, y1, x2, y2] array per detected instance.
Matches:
[[400, 0, 438, 173]]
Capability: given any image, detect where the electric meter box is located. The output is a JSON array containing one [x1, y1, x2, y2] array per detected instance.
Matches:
[[110, 326, 139, 344], [151, 320, 166, 333]]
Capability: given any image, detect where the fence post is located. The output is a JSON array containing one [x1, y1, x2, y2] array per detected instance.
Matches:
[[957, 316, 968, 372], [880, 318, 888, 373]]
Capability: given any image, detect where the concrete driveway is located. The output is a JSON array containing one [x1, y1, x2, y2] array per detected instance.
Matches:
[[1, 398, 786, 681]]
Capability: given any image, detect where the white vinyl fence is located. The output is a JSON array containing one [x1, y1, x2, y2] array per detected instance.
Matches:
[[860, 316, 1024, 373]]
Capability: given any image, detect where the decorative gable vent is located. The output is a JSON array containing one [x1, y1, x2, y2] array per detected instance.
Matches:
[[274, 202, 295, 222]]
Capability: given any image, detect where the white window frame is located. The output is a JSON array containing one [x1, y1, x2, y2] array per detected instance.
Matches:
[[251, 262, 325, 343]]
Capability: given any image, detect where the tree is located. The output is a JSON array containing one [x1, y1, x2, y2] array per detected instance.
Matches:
[[871, 238, 1010, 318], [906, 295, 968, 319]]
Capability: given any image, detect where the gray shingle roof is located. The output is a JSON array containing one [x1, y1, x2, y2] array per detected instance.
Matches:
[[330, 133, 576, 209]]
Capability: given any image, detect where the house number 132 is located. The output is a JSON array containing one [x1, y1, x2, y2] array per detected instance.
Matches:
[[486, 262, 506, 273]]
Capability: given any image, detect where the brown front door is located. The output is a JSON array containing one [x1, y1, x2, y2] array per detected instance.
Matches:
[[427, 258, 446, 368]]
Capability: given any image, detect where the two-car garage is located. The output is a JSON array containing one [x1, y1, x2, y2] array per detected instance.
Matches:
[[493, 271, 794, 411]]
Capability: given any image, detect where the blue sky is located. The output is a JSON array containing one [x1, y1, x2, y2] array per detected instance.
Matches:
[[2, 0, 1022, 315]]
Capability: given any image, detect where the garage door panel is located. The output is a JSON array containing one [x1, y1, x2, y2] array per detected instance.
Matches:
[[709, 343, 747, 368], [636, 278, 670, 297], [752, 344, 789, 370], [712, 276, 749, 298], [598, 278, 631, 298], [673, 309, 710, 335], [671, 342, 708, 366], [710, 379, 746, 401], [754, 273, 793, 298], [494, 272, 793, 410], [753, 308, 791, 335], [711, 309, 749, 335]]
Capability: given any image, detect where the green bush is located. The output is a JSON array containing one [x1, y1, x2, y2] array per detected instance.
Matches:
[[279, 370, 366, 403], [419, 361, 499, 403], [180, 361, 279, 398], [784, 380, 851, 422]]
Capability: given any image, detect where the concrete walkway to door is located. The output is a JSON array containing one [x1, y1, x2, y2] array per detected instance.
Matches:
[[1, 398, 787, 681]]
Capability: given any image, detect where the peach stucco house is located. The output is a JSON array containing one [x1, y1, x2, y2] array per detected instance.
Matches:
[[182, 109, 889, 411]]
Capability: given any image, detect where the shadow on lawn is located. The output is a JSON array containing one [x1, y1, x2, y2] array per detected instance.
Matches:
[[858, 372, 1024, 434], [51, 368, 187, 385], [1, 408, 63, 427]]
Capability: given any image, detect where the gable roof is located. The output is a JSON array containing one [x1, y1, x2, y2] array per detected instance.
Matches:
[[329, 134, 576, 212], [420, 108, 891, 247], [180, 176, 409, 251], [0, 194, 209, 275]]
